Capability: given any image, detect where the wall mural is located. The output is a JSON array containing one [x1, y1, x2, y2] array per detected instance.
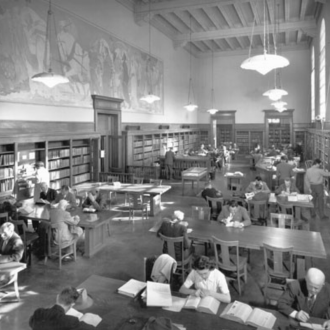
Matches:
[[0, 0, 164, 114]]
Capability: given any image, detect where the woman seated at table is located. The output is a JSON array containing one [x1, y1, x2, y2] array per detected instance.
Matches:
[[217, 200, 251, 228], [275, 177, 300, 195], [179, 256, 231, 303]]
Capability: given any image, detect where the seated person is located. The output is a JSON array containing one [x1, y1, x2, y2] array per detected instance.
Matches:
[[0, 222, 24, 285], [201, 182, 223, 218], [267, 145, 279, 157], [156, 210, 193, 261], [278, 267, 330, 327], [246, 176, 271, 194], [39, 182, 57, 204], [198, 144, 208, 155], [54, 185, 77, 208], [217, 200, 251, 228], [50, 200, 83, 248], [29, 286, 94, 330], [276, 156, 295, 185], [275, 177, 300, 195], [82, 189, 106, 211], [179, 255, 231, 303]]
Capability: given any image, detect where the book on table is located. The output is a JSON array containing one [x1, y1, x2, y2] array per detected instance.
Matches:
[[117, 279, 147, 298], [146, 281, 172, 307], [183, 295, 220, 315], [66, 308, 102, 327], [220, 300, 276, 328]]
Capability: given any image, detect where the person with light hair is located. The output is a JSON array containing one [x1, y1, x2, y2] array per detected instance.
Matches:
[[0, 222, 24, 263], [156, 210, 193, 260], [50, 200, 83, 249], [278, 267, 330, 327]]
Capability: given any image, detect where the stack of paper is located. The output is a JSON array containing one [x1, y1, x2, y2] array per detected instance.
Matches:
[[146, 281, 172, 307], [117, 279, 146, 298]]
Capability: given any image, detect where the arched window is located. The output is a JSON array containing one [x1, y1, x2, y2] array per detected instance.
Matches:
[[311, 46, 315, 121], [319, 19, 326, 119]]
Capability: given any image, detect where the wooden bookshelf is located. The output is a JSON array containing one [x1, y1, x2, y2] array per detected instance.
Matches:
[[124, 128, 209, 166], [0, 144, 15, 197], [235, 130, 263, 154]]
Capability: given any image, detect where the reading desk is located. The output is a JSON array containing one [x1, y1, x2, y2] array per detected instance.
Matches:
[[77, 274, 296, 330], [181, 167, 209, 196], [18, 203, 119, 258]]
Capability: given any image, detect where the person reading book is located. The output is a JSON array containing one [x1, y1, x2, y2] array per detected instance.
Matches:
[[38, 182, 57, 204], [179, 256, 231, 303], [275, 177, 300, 196], [29, 286, 96, 330], [278, 267, 330, 329], [217, 200, 251, 228]]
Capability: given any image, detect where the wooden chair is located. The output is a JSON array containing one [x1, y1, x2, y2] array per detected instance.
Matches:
[[206, 196, 223, 220], [212, 236, 247, 296], [269, 213, 294, 229], [123, 193, 148, 220], [0, 212, 9, 225], [46, 223, 78, 270], [277, 202, 294, 217], [191, 206, 211, 255], [149, 179, 162, 186], [263, 243, 294, 303], [132, 177, 144, 184], [305, 160, 313, 169], [106, 176, 120, 205], [247, 200, 268, 226], [158, 234, 192, 283], [10, 219, 39, 266]]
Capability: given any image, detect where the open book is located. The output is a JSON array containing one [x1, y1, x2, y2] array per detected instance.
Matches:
[[183, 295, 220, 315], [117, 279, 146, 298], [146, 281, 172, 307], [66, 308, 102, 327], [220, 301, 276, 329]]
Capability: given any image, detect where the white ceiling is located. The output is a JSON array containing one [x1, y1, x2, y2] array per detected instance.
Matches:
[[117, 0, 324, 57]]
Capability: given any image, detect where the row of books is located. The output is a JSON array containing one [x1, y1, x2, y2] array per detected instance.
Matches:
[[117, 279, 276, 329], [72, 155, 90, 165], [0, 154, 14, 165], [0, 167, 14, 179], [48, 148, 70, 159], [73, 173, 91, 184], [0, 178, 14, 192], [49, 158, 70, 170], [49, 177, 70, 190], [72, 164, 89, 175], [50, 168, 70, 181], [72, 147, 90, 156]]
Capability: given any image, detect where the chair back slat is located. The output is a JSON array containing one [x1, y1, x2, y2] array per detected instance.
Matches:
[[270, 213, 293, 229], [191, 206, 211, 221], [212, 236, 238, 272]]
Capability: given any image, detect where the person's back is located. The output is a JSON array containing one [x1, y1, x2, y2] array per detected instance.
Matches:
[[277, 162, 293, 181], [164, 149, 174, 164]]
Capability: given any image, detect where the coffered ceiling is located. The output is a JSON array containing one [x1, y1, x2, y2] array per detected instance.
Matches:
[[117, 0, 324, 57]]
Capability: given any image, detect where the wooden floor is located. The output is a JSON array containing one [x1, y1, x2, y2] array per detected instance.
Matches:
[[1, 156, 330, 330]]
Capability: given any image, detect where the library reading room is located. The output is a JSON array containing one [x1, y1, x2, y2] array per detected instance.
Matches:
[[1, 0, 330, 330]]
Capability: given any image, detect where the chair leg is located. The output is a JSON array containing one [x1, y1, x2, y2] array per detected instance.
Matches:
[[59, 247, 62, 270], [73, 242, 77, 262], [107, 221, 111, 236], [244, 264, 247, 283], [237, 273, 241, 296], [13, 277, 19, 301]]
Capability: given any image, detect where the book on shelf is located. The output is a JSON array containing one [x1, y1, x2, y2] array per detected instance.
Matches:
[[117, 279, 147, 298], [220, 300, 276, 329], [183, 295, 220, 315], [66, 308, 102, 327], [146, 281, 172, 307]]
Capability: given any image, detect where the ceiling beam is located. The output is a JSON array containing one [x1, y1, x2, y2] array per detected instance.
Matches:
[[234, 3, 247, 26], [203, 7, 222, 29], [217, 5, 235, 28], [250, 0, 261, 25], [284, 0, 290, 21], [173, 20, 316, 44], [134, 0, 254, 16], [300, 0, 308, 19]]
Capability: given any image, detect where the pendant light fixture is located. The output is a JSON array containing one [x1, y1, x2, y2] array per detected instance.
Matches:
[[272, 100, 287, 112], [263, 3, 288, 100], [207, 50, 218, 115], [184, 13, 198, 112], [241, 0, 289, 75], [140, 0, 160, 104], [31, 0, 69, 88]]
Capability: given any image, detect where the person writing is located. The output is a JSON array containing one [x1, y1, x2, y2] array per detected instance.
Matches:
[[278, 268, 330, 328], [217, 200, 251, 228], [275, 177, 300, 195], [179, 256, 231, 303], [245, 176, 271, 194], [38, 182, 57, 204]]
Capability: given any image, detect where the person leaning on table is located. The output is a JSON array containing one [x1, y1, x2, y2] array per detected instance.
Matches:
[[179, 255, 231, 303], [278, 268, 330, 328], [82, 189, 106, 211], [275, 177, 300, 195], [245, 176, 271, 194], [217, 199, 251, 228]]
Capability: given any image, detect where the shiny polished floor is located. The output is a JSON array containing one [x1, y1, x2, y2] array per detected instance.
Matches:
[[1, 157, 330, 330]]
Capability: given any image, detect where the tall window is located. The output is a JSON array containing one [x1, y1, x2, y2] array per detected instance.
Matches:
[[319, 19, 326, 119], [311, 46, 315, 121]]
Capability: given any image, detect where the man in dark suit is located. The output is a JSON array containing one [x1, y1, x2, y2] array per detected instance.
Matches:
[[39, 182, 57, 203], [278, 268, 330, 327], [29, 286, 94, 330], [275, 177, 300, 195], [0, 222, 24, 264]]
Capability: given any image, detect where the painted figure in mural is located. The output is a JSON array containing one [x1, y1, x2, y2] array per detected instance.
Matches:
[[57, 19, 90, 98], [121, 52, 131, 108], [130, 56, 139, 109]]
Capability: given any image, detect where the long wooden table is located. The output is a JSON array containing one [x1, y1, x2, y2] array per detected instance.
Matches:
[[181, 167, 209, 196], [19, 203, 119, 258], [98, 183, 171, 216], [77, 274, 295, 330]]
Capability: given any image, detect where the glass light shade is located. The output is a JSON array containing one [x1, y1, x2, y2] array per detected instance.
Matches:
[[241, 53, 289, 75], [184, 103, 198, 112], [263, 88, 288, 101], [31, 69, 69, 88], [276, 107, 287, 113], [140, 93, 160, 104], [207, 109, 218, 115], [272, 100, 287, 109]]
